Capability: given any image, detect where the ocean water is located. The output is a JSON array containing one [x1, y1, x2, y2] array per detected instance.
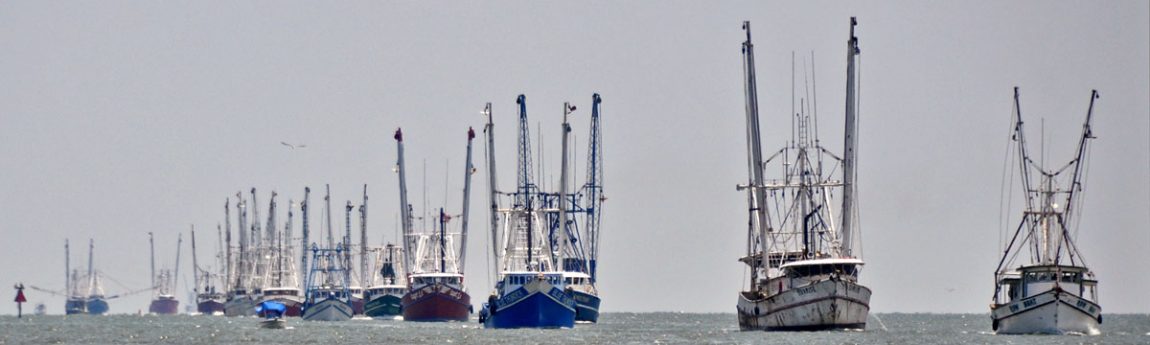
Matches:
[[2, 313, 1148, 344]]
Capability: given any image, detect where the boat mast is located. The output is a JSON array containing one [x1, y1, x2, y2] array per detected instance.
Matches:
[[149, 232, 155, 297], [516, 95, 536, 268], [360, 185, 369, 289], [439, 208, 447, 273], [174, 232, 182, 297], [266, 192, 277, 286], [236, 192, 247, 291], [740, 21, 772, 289], [1060, 90, 1099, 238], [460, 127, 476, 274], [1010, 87, 1042, 263], [558, 102, 574, 271], [395, 129, 415, 280], [87, 239, 94, 296], [64, 239, 70, 300], [301, 187, 311, 286], [483, 103, 500, 280], [191, 227, 200, 295], [840, 17, 861, 257], [224, 199, 231, 292], [584, 93, 603, 282], [284, 200, 294, 288], [344, 200, 354, 285], [324, 185, 334, 250]]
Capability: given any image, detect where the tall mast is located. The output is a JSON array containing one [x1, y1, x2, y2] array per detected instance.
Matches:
[[483, 103, 500, 279], [740, 21, 771, 289], [236, 192, 247, 290], [1061, 90, 1099, 234], [251, 188, 261, 252], [283, 200, 294, 287], [558, 102, 574, 271], [1011, 88, 1041, 262], [359, 185, 368, 289], [439, 208, 448, 273], [460, 127, 476, 274], [395, 129, 415, 279], [224, 199, 231, 292], [585, 93, 603, 281], [342, 198, 351, 285], [65, 239, 70, 298], [840, 17, 861, 257], [149, 233, 156, 297], [301, 187, 311, 286], [516, 95, 536, 266], [87, 239, 95, 295], [344, 200, 354, 281], [324, 184, 334, 249], [174, 232, 183, 297], [191, 227, 200, 294]]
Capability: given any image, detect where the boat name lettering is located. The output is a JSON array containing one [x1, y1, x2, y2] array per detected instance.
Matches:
[[795, 286, 817, 296], [1022, 298, 1035, 308], [547, 288, 574, 306], [497, 288, 527, 306]]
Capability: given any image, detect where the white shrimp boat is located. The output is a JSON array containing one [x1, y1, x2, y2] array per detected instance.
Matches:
[[736, 18, 870, 331], [990, 88, 1102, 335]]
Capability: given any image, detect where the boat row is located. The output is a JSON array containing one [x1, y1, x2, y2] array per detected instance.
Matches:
[[734, 17, 1102, 335]]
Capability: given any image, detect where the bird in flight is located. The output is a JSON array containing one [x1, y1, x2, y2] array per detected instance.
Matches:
[[281, 141, 307, 149]]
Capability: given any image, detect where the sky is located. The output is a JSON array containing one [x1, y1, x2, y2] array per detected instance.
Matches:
[[1, 1, 1147, 315]]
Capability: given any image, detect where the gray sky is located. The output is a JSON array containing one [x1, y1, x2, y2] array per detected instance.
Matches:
[[1, 1, 1147, 315]]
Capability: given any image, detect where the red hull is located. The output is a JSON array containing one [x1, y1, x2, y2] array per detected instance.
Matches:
[[260, 297, 303, 317], [401, 284, 471, 322]]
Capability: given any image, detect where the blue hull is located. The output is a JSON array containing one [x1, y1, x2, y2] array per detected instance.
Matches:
[[86, 299, 109, 315], [572, 290, 601, 323], [484, 288, 575, 329]]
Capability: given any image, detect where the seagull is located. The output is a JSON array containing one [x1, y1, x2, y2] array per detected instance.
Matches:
[[281, 141, 307, 149]]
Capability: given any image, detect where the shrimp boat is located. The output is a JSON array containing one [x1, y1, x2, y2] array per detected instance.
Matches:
[[301, 244, 355, 321], [190, 227, 226, 315], [990, 88, 1102, 335], [257, 193, 304, 317], [480, 96, 577, 329], [300, 185, 354, 321], [147, 232, 181, 315], [364, 243, 407, 318], [394, 128, 473, 322], [63, 240, 87, 315], [84, 240, 111, 315], [224, 196, 258, 317], [736, 18, 871, 331]]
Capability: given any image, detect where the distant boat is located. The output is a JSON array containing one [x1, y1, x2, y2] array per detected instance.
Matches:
[[85, 240, 110, 316], [735, 18, 871, 331], [224, 194, 257, 317], [190, 227, 226, 315], [480, 96, 576, 329], [300, 185, 354, 322], [63, 240, 87, 315], [990, 88, 1102, 335], [363, 243, 406, 318], [300, 244, 354, 321], [394, 129, 473, 322], [147, 232, 181, 315], [34, 303, 47, 316], [256, 194, 304, 317]]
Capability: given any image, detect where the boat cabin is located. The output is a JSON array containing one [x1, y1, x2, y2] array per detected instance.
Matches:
[[410, 273, 464, 289], [365, 285, 407, 297], [262, 287, 301, 297], [496, 272, 565, 292], [996, 265, 1097, 302], [762, 258, 864, 296]]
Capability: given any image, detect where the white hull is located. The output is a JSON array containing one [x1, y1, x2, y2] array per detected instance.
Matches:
[[302, 298, 353, 322], [738, 278, 870, 331], [992, 289, 1101, 335]]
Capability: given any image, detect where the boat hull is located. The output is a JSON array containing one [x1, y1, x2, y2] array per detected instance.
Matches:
[[991, 288, 1101, 335], [197, 299, 225, 315], [484, 281, 576, 329], [365, 294, 403, 318], [148, 297, 179, 315], [402, 283, 471, 322], [260, 318, 286, 329], [571, 290, 601, 323], [65, 298, 87, 315], [351, 296, 365, 315], [259, 296, 303, 317], [86, 298, 109, 315], [737, 278, 870, 331], [224, 296, 257, 317], [301, 297, 353, 321]]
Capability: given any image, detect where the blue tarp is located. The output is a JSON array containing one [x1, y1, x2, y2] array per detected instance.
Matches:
[[255, 301, 286, 318]]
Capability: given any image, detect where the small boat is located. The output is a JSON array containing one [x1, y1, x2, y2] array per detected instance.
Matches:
[[190, 228, 226, 315], [990, 88, 1102, 335], [256, 301, 287, 329]]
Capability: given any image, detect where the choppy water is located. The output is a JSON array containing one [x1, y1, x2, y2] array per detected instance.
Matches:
[[2, 313, 1148, 344]]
